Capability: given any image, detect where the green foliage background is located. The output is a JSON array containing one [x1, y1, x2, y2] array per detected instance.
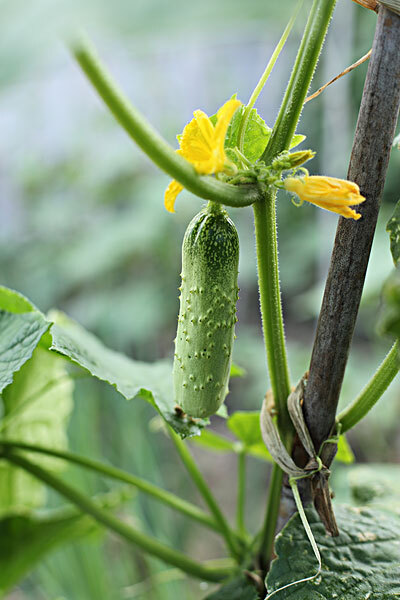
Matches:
[[1, 0, 399, 598]]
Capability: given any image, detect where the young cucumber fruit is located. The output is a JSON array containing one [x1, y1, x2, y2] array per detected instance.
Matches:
[[173, 202, 239, 418]]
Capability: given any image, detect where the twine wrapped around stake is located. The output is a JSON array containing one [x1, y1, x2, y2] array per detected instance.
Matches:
[[261, 376, 342, 598], [379, 0, 400, 15], [260, 374, 339, 537]]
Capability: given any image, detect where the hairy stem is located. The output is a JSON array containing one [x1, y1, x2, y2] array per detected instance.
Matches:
[[5, 450, 236, 583], [0, 439, 218, 532], [262, 0, 337, 162], [238, 0, 303, 153], [253, 189, 292, 436], [258, 464, 284, 571], [255, 0, 337, 570], [71, 35, 259, 209], [337, 341, 399, 433]]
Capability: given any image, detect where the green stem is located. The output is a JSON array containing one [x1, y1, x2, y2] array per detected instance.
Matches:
[[255, 0, 336, 570], [236, 451, 247, 537], [238, 0, 303, 153], [337, 341, 399, 433], [169, 428, 240, 560], [253, 189, 292, 434], [254, 189, 291, 572], [5, 450, 236, 583], [258, 463, 283, 572], [0, 439, 218, 532], [261, 0, 336, 163], [71, 35, 259, 209]]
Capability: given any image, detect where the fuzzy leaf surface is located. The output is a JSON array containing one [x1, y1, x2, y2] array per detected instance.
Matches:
[[0, 346, 73, 516], [0, 287, 49, 393], [49, 311, 207, 437], [266, 505, 400, 598], [204, 575, 259, 600]]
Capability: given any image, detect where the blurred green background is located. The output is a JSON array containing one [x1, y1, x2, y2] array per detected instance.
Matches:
[[1, 0, 399, 598]]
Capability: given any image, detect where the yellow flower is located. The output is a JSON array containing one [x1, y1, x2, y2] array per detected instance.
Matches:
[[283, 175, 365, 220], [164, 98, 241, 213]]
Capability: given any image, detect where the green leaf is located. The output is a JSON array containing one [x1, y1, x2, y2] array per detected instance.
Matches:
[[378, 267, 400, 341], [339, 463, 400, 513], [0, 287, 50, 394], [335, 434, 354, 464], [230, 363, 246, 378], [289, 133, 306, 149], [266, 504, 400, 599], [386, 199, 400, 267], [216, 403, 228, 418], [190, 429, 237, 453], [204, 575, 258, 600], [0, 488, 132, 594], [227, 411, 272, 461], [49, 311, 207, 438], [0, 346, 73, 516], [0, 286, 39, 314], [225, 106, 272, 163]]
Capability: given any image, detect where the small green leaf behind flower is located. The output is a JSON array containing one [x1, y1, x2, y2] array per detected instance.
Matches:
[[210, 101, 305, 168], [225, 106, 272, 163]]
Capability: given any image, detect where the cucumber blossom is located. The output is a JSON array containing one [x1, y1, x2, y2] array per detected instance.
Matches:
[[173, 203, 239, 418]]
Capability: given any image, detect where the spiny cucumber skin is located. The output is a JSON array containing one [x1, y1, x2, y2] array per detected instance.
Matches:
[[173, 206, 239, 418]]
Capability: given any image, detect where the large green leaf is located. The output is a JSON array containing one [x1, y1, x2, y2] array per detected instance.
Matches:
[[0, 346, 73, 516], [0, 287, 50, 394], [49, 311, 207, 438], [386, 199, 400, 267], [0, 488, 132, 594], [0, 286, 207, 438], [334, 463, 400, 514], [266, 504, 400, 598], [204, 575, 258, 600]]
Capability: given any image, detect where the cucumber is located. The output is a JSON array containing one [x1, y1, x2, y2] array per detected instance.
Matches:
[[173, 202, 239, 418]]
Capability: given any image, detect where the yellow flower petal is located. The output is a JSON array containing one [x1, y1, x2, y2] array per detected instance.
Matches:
[[284, 175, 365, 220], [164, 180, 184, 213], [164, 98, 241, 212], [180, 112, 215, 167], [214, 99, 242, 146]]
